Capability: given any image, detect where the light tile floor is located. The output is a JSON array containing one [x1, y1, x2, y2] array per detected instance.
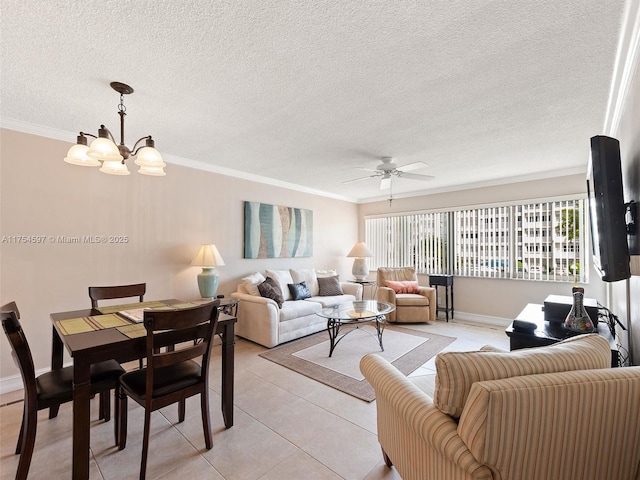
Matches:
[[0, 319, 510, 480]]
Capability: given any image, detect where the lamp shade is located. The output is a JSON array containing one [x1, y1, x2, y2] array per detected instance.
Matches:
[[87, 136, 123, 162], [135, 147, 167, 176], [347, 242, 373, 258], [99, 159, 131, 175], [64, 143, 101, 166], [191, 244, 225, 267]]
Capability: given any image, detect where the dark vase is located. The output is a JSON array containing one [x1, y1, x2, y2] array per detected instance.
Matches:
[[564, 289, 595, 333]]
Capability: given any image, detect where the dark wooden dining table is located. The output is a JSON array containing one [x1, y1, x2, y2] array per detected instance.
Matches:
[[50, 299, 236, 480]]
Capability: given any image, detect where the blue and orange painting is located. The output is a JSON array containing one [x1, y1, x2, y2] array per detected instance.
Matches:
[[244, 201, 313, 258]]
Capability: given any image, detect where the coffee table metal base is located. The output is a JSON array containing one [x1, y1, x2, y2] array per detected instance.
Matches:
[[326, 315, 386, 357]]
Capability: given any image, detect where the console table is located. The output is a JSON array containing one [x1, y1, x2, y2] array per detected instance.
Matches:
[[505, 303, 619, 367], [429, 274, 454, 321]]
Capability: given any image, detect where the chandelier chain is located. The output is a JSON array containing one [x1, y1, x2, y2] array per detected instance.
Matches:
[[118, 93, 127, 114]]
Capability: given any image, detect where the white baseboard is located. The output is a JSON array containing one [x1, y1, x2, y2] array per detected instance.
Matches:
[[1, 372, 26, 395], [1, 364, 70, 395], [446, 311, 512, 328]]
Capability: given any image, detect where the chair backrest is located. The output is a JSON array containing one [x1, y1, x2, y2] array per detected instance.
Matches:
[[377, 267, 418, 285], [143, 301, 220, 398], [1, 302, 37, 402], [89, 283, 146, 309]]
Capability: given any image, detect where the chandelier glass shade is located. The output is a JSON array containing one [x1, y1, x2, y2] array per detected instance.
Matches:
[[64, 82, 166, 176]]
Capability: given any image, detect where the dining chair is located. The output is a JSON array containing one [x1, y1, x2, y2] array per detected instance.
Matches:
[[88, 282, 147, 309], [89, 282, 147, 372], [117, 301, 220, 480], [1, 301, 124, 480]]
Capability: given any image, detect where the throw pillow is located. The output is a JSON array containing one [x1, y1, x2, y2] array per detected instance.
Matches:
[[290, 268, 320, 296], [317, 275, 343, 296], [241, 272, 266, 296], [257, 277, 284, 308], [385, 280, 420, 294], [433, 333, 612, 419], [265, 269, 294, 301], [288, 281, 312, 300]]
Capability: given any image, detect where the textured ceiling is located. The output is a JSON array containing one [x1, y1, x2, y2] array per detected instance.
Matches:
[[0, 1, 626, 202]]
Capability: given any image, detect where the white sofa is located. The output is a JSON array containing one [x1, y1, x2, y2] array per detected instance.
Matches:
[[231, 268, 362, 348]]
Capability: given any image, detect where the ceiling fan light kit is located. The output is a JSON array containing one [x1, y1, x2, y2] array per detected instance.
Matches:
[[64, 82, 166, 176]]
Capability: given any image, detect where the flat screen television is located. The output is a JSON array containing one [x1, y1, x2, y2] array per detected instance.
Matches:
[[586, 135, 630, 282]]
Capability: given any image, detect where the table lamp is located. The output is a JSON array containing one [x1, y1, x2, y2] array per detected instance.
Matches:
[[347, 241, 373, 281], [191, 244, 225, 298]]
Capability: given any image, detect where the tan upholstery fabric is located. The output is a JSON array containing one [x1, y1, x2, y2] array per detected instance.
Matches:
[[458, 367, 640, 480], [361, 340, 640, 480], [360, 354, 493, 480], [433, 334, 611, 418], [376, 267, 435, 322]]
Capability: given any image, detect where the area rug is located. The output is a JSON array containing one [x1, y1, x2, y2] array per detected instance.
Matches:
[[259, 325, 455, 401]]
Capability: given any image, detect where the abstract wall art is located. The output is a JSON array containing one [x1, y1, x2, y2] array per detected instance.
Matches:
[[243, 201, 313, 258]]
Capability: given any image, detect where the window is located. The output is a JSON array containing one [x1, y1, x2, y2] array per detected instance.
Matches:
[[366, 212, 450, 274], [365, 197, 587, 283]]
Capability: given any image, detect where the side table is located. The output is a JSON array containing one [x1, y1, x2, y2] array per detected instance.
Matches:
[[505, 303, 619, 367], [428, 274, 454, 321]]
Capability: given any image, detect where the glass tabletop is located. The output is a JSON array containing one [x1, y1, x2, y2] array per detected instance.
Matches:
[[317, 300, 394, 321]]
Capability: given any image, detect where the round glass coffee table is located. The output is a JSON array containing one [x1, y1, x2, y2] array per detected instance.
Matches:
[[316, 300, 394, 357]]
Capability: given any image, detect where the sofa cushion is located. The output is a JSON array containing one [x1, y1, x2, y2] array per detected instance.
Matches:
[[265, 269, 294, 301], [257, 277, 284, 307], [317, 275, 343, 296], [290, 269, 320, 296], [396, 294, 429, 306], [279, 299, 321, 321], [306, 294, 356, 307], [385, 280, 420, 294], [288, 281, 312, 300], [433, 333, 612, 419], [240, 272, 266, 296]]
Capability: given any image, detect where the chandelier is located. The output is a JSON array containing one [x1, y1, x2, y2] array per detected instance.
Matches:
[[64, 82, 166, 176]]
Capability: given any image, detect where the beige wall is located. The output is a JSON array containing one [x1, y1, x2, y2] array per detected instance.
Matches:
[[358, 174, 608, 321], [0, 128, 359, 382]]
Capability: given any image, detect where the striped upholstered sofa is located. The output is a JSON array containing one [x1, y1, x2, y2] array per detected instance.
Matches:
[[361, 334, 640, 480]]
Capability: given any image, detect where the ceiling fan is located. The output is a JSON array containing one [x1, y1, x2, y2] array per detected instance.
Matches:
[[343, 157, 434, 190]]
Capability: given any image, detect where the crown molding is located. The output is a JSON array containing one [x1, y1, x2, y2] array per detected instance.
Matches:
[[603, 0, 640, 135], [0, 119, 358, 203]]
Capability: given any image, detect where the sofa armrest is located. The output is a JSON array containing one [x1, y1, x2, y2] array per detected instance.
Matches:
[[417, 286, 436, 320], [376, 285, 397, 303], [231, 291, 276, 307], [231, 291, 281, 347], [340, 282, 362, 299], [360, 354, 492, 479]]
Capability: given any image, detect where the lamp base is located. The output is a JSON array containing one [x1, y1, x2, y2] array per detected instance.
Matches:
[[352, 258, 369, 281], [197, 267, 219, 299]]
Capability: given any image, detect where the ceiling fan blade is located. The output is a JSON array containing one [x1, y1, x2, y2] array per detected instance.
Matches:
[[397, 172, 435, 181], [396, 161, 428, 172], [380, 177, 391, 190], [342, 174, 376, 184]]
